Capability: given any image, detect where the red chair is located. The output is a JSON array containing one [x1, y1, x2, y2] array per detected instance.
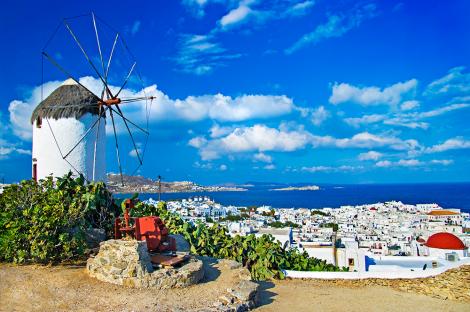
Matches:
[[134, 216, 176, 253]]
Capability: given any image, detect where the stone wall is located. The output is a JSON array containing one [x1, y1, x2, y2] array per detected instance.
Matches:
[[86, 239, 204, 289]]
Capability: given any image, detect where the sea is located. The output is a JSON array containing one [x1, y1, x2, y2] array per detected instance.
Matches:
[[120, 182, 470, 213]]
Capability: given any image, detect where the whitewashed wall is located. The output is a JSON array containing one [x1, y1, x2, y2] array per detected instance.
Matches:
[[284, 257, 470, 279], [32, 113, 106, 182]]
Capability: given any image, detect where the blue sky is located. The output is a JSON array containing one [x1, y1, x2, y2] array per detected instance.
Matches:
[[1, 0, 469, 184]]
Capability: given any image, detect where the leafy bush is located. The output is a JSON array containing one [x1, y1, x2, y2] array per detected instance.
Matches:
[[311, 210, 328, 216], [131, 201, 346, 280], [219, 214, 244, 222], [0, 173, 119, 263], [268, 221, 301, 229]]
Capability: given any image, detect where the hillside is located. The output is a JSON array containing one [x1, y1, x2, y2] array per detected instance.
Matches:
[[106, 174, 247, 193]]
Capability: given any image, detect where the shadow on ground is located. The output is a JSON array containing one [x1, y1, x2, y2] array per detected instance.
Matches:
[[197, 256, 221, 283], [256, 280, 276, 307]]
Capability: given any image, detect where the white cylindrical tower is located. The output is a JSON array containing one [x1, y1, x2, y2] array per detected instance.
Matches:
[[31, 79, 106, 182]]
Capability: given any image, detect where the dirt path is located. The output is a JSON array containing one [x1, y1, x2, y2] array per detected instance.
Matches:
[[0, 259, 240, 312], [256, 279, 469, 312], [1, 263, 469, 312]]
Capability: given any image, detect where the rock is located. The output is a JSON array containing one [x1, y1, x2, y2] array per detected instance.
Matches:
[[219, 295, 234, 305], [172, 234, 190, 253], [84, 228, 106, 248], [230, 280, 259, 306], [219, 259, 243, 270], [86, 239, 204, 289]]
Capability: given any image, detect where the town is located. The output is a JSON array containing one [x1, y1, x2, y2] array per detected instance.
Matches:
[[145, 196, 470, 272]]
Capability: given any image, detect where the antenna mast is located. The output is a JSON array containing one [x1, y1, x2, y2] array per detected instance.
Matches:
[[158, 175, 162, 201]]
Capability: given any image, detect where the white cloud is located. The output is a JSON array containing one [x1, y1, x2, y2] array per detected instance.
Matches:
[[310, 106, 330, 126], [219, 164, 228, 171], [400, 100, 420, 111], [253, 152, 272, 163], [129, 147, 143, 158], [285, 1, 315, 17], [263, 164, 275, 170], [0, 139, 31, 160], [382, 118, 429, 130], [181, 0, 230, 17], [174, 34, 242, 75], [424, 66, 470, 96], [142, 89, 294, 123], [207, 94, 294, 121], [8, 80, 63, 140], [375, 159, 422, 167], [194, 161, 213, 169], [417, 103, 469, 118], [219, 3, 252, 28], [430, 159, 453, 166], [329, 79, 417, 106], [343, 102, 468, 130], [131, 20, 141, 35], [376, 158, 453, 168], [188, 136, 208, 148], [8, 77, 295, 142], [358, 151, 382, 161], [425, 137, 470, 153], [397, 159, 422, 167], [217, 0, 314, 31], [285, 3, 378, 54], [344, 114, 386, 128], [190, 124, 421, 160], [190, 124, 312, 160], [301, 165, 358, 173], [375, 160, 392, 168], [311, 132, 421, 151], [210, 124, 236, 138]]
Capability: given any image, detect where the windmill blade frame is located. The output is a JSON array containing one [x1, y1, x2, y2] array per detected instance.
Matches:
[[38, 12, 153, 184]]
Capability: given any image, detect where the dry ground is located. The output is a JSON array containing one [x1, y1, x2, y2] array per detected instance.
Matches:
[[257, 279, 469, 312], [1, 262, 469, 312]]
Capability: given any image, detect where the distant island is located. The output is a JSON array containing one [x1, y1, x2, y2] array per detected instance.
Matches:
[[107, 174, 247, 194], [270, 185, 320, 191]]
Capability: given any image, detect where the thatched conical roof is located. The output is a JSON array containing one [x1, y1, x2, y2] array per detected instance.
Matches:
[[30, 79, 101, 124]]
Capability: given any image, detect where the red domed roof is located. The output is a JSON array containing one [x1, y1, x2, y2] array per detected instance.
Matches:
[[425, 232, 466, 250]]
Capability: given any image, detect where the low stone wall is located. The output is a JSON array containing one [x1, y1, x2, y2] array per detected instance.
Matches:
[[86, 239, 204, 289]]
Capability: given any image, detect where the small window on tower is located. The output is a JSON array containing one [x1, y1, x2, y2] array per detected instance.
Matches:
[[36, 117, 42, 128]]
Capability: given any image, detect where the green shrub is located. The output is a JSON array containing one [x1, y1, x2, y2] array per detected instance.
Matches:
[[268, 221, 301, 228], [131, 201, 346, 280], [0, 173, 118, 263]]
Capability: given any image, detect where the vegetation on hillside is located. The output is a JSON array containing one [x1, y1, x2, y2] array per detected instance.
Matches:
[[311, 209, 329, 216], [0, 174, 346, 280], [0, 174, 118, 263], [131, 201, 345, 280], [268, 221, 301, 229]]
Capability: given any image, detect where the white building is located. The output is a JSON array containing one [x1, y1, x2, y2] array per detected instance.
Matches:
[[256, 227, 293, 248], [31, 79, 106, 182], [425, 232, 469, 260], [301, 240, 366, 272]]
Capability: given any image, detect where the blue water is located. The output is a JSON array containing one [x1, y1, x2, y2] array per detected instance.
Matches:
[[120, 183, 470, 212]]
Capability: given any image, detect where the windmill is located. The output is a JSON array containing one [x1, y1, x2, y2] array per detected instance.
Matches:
[[31, 12, 154, 186]]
